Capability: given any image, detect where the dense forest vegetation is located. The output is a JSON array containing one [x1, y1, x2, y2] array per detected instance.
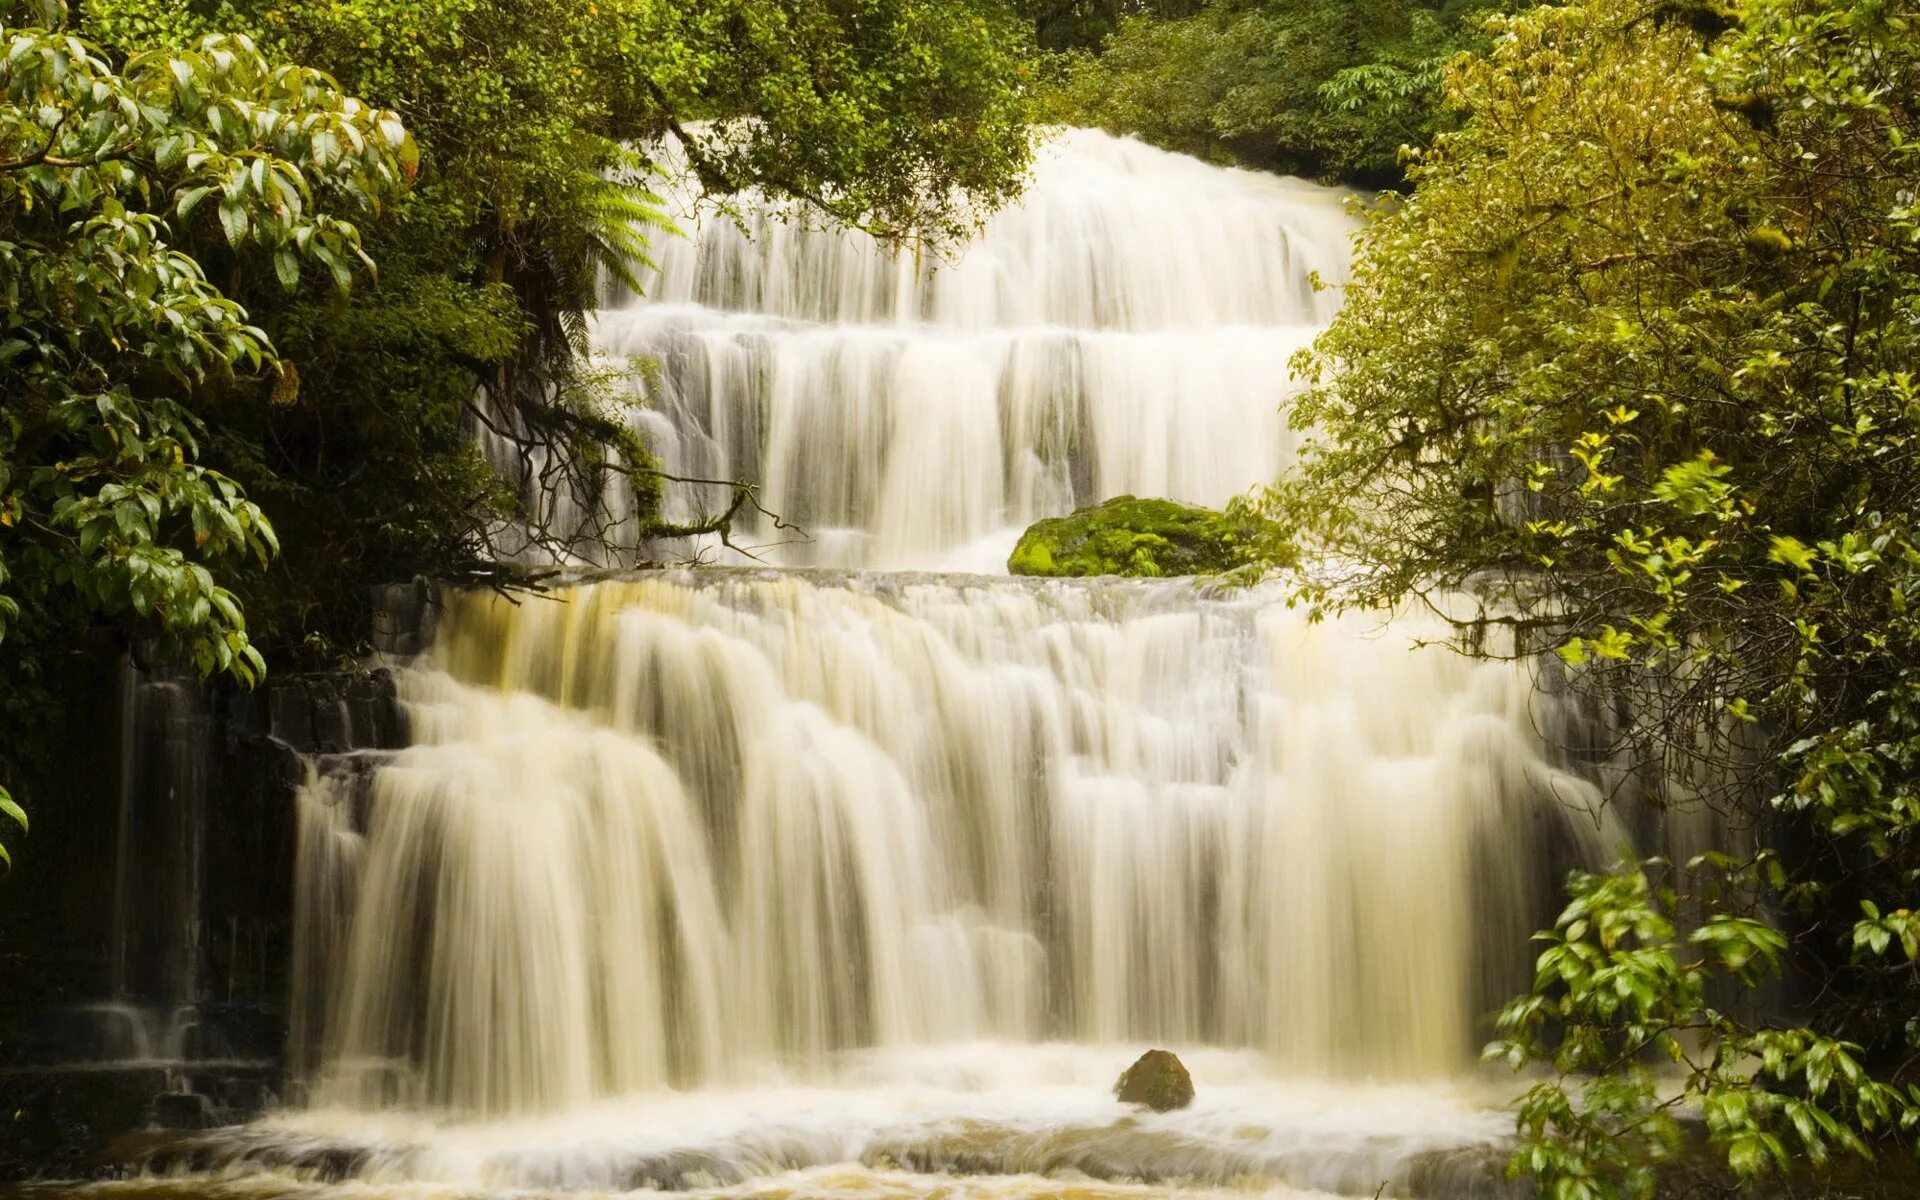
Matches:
[[0, 0, 1033, 852], [5, 0, 1920, 1194], [1040, 0, 1507, 183], [1264, 0, 1920, 1192]]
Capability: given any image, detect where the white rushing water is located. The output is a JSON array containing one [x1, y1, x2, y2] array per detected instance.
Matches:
[[492, 129, 1357, 570], [292, 576, 1615, 1120], [121, 129, 1628, 1200], [142, 1046, 1524, 1199]]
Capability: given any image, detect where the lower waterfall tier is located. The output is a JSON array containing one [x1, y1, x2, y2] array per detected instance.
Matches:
[[293, 572, 1617, 1116]]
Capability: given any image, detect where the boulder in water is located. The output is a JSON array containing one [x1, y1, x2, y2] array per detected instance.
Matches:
[[1007, 496, 1285, 578], [1113, 1048, 1194, 1111]]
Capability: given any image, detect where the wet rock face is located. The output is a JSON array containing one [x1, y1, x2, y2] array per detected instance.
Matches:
[[0, 642, 417, 1181], [1113, 1049, 1195, 1112]]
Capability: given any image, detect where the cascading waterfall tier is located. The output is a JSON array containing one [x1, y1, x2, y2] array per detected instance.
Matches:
[[521, 128, 1359, 570], [295, 576, 1616, 1116], [192, 129, 1625, 1200]]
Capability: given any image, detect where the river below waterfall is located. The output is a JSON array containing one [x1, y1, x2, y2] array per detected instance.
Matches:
[[16, 1046, 1525, 1199], [11, 130, 1616, 1200]]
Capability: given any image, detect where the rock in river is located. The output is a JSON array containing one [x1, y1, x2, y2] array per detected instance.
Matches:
[[1113, 1049, 1194, 1112]]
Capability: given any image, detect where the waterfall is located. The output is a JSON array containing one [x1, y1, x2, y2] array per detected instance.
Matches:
[[483, 129, 1356, 570], [297, 576, 1612, 1116], [251, 129, 1625, 1198]]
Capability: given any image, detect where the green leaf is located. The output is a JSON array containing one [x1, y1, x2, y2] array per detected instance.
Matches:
[[217, 195, 249, 246], [176, 184, 213, 219]]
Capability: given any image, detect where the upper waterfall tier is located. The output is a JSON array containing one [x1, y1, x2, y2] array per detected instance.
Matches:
[[617, 128, 1357, 333], [569, 129, 1360, 570]]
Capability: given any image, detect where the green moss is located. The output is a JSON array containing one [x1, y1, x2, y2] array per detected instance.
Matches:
[[1007, 496, 1285, 578]]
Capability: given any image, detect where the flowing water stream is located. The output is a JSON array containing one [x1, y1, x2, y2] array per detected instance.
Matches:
[[27, 130, 1630, 1200]]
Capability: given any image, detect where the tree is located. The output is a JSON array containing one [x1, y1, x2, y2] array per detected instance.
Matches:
[[0, 19, 410, 864], [1263, 0, 1920, 1191], [79, 0, 1039, 654], [1014, 0, 1199, 55], [1045, 0, 1503, 184]]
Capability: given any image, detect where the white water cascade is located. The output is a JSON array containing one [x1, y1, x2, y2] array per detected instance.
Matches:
[[295, 577, 1612, 1117], [233, 130, 1627, 1200], [526, 128, 1358, 570]]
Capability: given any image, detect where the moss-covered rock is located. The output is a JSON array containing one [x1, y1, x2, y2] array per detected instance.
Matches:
[[1113, 1048, 1194, 1111], [1007, 496, 1282, 578]]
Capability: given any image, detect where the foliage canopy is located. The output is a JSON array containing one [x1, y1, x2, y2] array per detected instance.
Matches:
[[1047, 0, 1504, 183], [0, 0, 1037, 863], [0, 22, 409, 866], [76, 0, 1037, 653], [1265, 0, 1920, 1191]]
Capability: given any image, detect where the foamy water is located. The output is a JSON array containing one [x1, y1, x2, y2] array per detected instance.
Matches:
[[48, 1046, 1522, 1199]]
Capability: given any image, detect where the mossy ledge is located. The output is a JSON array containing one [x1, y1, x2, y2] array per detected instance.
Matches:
[[1008, 496, 1281, 578]]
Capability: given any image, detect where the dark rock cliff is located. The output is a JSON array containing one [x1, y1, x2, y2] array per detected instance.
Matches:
[[0, 585, 435, 1181]]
